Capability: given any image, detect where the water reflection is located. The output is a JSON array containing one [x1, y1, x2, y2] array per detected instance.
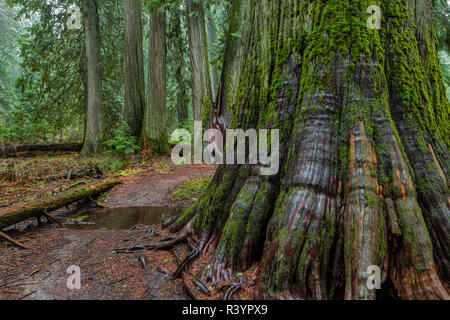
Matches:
[[64, 206, 184, 230]]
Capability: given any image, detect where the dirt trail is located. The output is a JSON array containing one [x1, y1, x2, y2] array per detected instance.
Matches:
[[106, 162, 213, 208], [0, 160, 215, 300]]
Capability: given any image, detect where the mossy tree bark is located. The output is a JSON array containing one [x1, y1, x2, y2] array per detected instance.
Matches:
[[185, 0, 213, 125], [82, 0, 103, 154], [166, 0, 449, 300], [142, 2, 169, 156], [123, 0, 145, 139]]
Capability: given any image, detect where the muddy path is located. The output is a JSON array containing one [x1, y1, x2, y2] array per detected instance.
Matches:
[[0, 160, 216, 300], [106, 162, 213, 208]]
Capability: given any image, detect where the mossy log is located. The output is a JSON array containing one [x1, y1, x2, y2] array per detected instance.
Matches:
[[0, 179, 121, 230], [0, 142, 82, 158]]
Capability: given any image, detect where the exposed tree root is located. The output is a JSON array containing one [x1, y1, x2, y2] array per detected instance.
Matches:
[[173, 247, 200, 279], [146, 221, 193, 251]]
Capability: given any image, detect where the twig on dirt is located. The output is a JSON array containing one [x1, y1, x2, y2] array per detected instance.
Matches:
[[139, 256, 147, 269], [106, 275, 134, 286], [2, 280, 40, 288], [0, 289, 19, 295], [157, 266, 169, 274], [17, 290, 37, 300], [113, 243, 148, 254], [28, 269, 40, 277], [0, 231, 29, 250]]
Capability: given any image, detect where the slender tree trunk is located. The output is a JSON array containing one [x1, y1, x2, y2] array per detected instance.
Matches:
[[169, 3, 189, 126], [164, 0, 449, 300], [213, 0, 246, 130], [123, 0, 145, 139], [205, 7, 219, 101], [82, 0, 103, 154], [142, 3, 169, 156], [186, 0, 213, 125], [79, 44, 88, 146]]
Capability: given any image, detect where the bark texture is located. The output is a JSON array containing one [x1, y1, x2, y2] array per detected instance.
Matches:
[[142, 4, 169, 156], [168, 0, 449, 300], [186, 0, 213, 124], [205, 7, 219, 101], [169, 3, 189, 126], [83, 0, 103, 154], [123, 0, 145, 139], [213, 0, 246, 130]]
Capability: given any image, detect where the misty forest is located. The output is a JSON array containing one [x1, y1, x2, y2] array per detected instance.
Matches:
[[0, 0, 449, 300]]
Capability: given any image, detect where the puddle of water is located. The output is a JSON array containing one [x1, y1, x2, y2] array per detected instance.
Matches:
[[64, 206, 184, 230]]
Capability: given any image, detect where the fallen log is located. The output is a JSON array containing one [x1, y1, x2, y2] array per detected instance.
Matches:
[[0, 142, 82, 158], [0, 178, 121, 230], [36, 165, 103, 182]]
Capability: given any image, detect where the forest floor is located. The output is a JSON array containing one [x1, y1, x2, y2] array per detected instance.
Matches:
[[0, 154, 237, 300]]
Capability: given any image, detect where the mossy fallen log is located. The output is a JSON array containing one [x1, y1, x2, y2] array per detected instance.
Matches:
[[0, 178, 121, 230], [0, 142, 82, 158]]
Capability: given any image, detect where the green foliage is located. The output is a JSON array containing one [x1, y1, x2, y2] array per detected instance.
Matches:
[[2, 0, 124, 145], [439, 51, 450, 101], [0, 0, 22, 123], [104, 123, 140, 157], [433, 0, 450, 52], [204, 0, 229, 83], [172, 177, 212, 201], [0, 0, 232, 148]]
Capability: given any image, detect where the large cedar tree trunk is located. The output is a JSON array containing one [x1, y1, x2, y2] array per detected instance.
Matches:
[[168, 3, 189, 126], [186, 0, 213, 124], [123, 0, 145, 139], [142, 3, 169, 156], [82, 0, 103, 154], [166, 0, 449, 300]]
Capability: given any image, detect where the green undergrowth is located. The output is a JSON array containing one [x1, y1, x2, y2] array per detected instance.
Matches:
[[171, 177, 212, 201]]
